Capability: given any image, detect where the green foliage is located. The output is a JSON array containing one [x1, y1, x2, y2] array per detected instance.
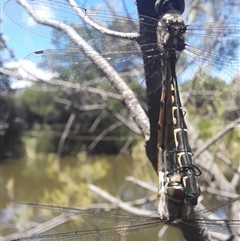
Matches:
[[182, 75, 234, 118], [17, 31, 146, 157], [20, 86, 62, 120], [0, 92, 25, 159], [222, 129, 240, 167]]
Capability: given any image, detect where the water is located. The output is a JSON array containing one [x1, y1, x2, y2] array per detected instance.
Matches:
[[1, 154, 181, 241], [1, 154, 239, 240]]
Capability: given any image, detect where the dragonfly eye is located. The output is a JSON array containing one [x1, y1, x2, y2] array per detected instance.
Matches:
[[155, 0, 185, 15], [165, 182, 185, 203]]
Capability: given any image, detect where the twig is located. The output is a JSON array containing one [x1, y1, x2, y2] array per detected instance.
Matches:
[[114, 112, 141, 134], [125, 176, 157, 193], [2, 213, 75, 241], [194, 117, 240, 159], [54, 97, 106, 111], [87, 122, 123, 151], [89, 111, 107, 133], [201, 187, 239, 199], [231, 165, 240, 188], [118, 137, 134, 155], [18, 0, 150, 137], [216, 153, 240, 176], [0, 66, 123, 100], [57, 112, 76, 158], [69, 0, 138, 40], [187, 121, 237, 194], [88, 184, 157, 217]]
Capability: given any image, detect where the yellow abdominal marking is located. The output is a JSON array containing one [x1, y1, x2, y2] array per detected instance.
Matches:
[[177, 152, 193, 166], [173, 128, 181, 147], [172, 106, 177, 124], [177, 152, 184, 167], [182, 176, 188, 187]]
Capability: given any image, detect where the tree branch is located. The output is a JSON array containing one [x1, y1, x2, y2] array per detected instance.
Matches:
[[87, 122, 123, 151], [17, 0, 150, 138], [194, 117, 240, 159], [69, 0, 139, 40], [88, 184, 156, 217]]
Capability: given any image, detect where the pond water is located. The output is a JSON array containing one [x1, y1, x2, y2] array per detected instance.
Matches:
[[0, 149, 186, 241]]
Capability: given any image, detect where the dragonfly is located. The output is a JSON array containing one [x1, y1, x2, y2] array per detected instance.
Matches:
[[3, 0, 240, 240]]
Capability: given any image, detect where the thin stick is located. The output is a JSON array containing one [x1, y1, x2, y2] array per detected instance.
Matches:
[[194, 118, 240, 159], [88, 184, 157, 217]]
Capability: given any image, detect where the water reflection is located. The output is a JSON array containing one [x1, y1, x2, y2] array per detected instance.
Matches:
[[1, 152, 238, 241], [3, 151, 178, 240]]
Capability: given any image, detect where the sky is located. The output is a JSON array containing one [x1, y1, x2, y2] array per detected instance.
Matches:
[[1, 0, 137, 60], [1, 0, 138, 88]]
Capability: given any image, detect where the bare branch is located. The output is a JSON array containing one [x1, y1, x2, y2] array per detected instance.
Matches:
[[216, 153, 240, 176], [87, 121, 123, 151], [201, 187, 239, 199], [125, 176, 157, 193], [118, 137, 134, 155], [69, 0, 139, 40], [187, 122, 237, 194], [231, 165, 240, 188], [89, 111, 107, 133], [17, 0, 150, 137], [2, 213, 75, 241], [57, 112, 76, 158], [194, 117, 240, 159], [114, 112, 141, 134], [54, 97, 106, 111], [1, 66, 123, 100], [88, 184, 156, 217]]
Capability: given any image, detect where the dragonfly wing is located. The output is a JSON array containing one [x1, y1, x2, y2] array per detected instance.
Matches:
[[3, 0, 140, 40], [9, 203, 165, 241], [20, 48, 148, 103]]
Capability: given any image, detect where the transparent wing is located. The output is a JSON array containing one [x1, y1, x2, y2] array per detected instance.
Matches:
[[3, 0, 140, 39], [11, 196, 240, 240], [20, 48, 147, 107], [4, 0, 240, 100], [12, 220, 162, 241], [11, 203, 163, 241]]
